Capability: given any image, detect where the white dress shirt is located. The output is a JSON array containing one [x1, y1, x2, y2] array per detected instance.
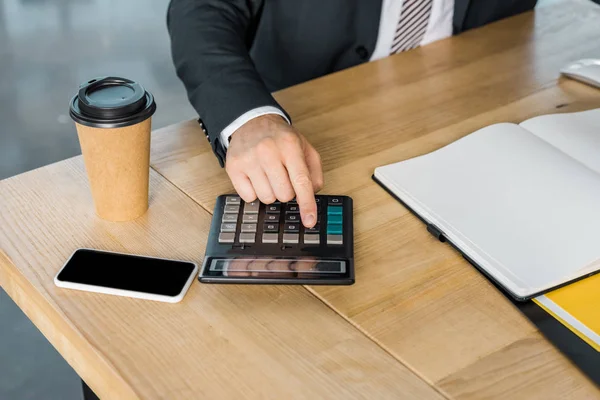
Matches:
[[220, 0, 455, 148]]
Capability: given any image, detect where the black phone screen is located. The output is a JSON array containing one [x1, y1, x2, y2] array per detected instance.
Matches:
[[56, 249, 197, 297]]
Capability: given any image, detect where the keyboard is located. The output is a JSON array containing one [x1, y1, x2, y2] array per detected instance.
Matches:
[[199, 195, 354, 285]]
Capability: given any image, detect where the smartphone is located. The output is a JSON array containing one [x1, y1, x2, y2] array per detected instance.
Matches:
[[54, 249, 198, 303]]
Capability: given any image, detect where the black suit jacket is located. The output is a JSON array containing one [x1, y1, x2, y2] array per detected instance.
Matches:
[[167, 0, 537, 165]]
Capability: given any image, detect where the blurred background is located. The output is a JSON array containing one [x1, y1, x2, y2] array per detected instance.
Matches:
[[1, 0, 599, 399], [0, 0, 194, 399], [0, 0, 195, 182]]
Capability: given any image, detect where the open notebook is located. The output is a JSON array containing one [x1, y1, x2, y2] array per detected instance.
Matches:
[[373, 109, 600, 300]]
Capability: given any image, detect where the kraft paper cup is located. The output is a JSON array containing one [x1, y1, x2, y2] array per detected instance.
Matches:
[[69, 76, 157, 221]]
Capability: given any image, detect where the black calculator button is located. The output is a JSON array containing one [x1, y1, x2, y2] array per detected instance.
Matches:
[[244, 201, 260, 214], [239, 233, 256, 243], [282, 233, 299, 244], [314, 197, 321, 203], [241, 223, 257, 233], [220, 223, 237, 233], [224, 205, 240, 214], [285, 204, 300, 213], [222, 214, 238, 223], [263, 223, 279, 233], [305, 224, 320, 233], [284, 224, 300, 233], [266, 204, 281, 214], [328, 197, 343, 206], [285, 214, 300, 223], [327, 234, 343, 245], [264, 214, 280, 223], [218, 232, 235, 243], [262, 233, 279, 244], [304, 234, 320, 245], [225, 196, 241, 205], [242, 214, 258, 223]]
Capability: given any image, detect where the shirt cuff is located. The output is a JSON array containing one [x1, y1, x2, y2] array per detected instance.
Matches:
[[219, 106, 291, 149]]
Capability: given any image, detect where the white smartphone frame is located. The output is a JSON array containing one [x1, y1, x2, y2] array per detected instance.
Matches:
[[54, 248, 198, 303]]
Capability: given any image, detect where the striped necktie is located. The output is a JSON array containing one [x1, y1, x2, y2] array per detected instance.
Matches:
[[390, 0, 433, 54]]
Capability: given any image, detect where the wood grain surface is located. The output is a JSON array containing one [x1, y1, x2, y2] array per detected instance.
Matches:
[[0, 158, 442, 400], [150, 0, 600, 398]]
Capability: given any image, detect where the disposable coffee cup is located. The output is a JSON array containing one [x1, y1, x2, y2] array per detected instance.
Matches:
[[69, 76, 157, 221]]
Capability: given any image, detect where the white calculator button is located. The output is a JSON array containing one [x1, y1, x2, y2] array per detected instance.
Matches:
[[224, 205, 240, 214], [222, 214, 238, 223], [282, 233, 299, 244], [218, 232, 235, 243], [220, 223, 237, 233], [225, 196, 241, 205], [303, 234, 320, 245], [244, 201, 260, 214], [262, 233, 279, 244], [239, 233, 256, 243], [242, 214, 258, 223], [241, 223, 257, 233]]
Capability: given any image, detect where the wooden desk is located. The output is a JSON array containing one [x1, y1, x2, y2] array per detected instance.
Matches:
[[150, 0, 600, 398], [1, 0, 599, 399], [0, 159, 439, 399]]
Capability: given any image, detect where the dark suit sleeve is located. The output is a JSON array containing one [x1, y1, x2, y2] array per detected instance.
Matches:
[[167, 0, 287, 166]]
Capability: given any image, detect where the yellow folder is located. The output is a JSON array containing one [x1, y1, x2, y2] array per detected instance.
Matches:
[[534, 274, 600, 352]]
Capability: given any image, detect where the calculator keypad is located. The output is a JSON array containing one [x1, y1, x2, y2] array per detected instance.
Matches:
[[205, 194, 353, 285], [217, 195, 345, 246]]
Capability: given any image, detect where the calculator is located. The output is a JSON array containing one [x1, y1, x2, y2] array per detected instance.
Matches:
[[199, 195, 354, 285]]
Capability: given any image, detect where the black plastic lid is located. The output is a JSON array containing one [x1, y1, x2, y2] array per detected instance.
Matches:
[[69, 76, 156, 128]]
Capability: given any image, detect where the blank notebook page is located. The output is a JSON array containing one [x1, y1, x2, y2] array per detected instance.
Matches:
[[521, 108, 600, 174], [375, 123, 600, 297]]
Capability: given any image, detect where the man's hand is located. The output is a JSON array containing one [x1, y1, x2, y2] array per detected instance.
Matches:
[[226, 114, 323, 228]]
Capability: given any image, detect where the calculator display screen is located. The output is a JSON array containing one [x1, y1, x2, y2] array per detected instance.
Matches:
[[208, 258, 345, 278]]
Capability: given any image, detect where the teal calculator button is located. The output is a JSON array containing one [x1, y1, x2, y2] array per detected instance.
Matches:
[[327, 224, 343, 235], [327, 214, 343, 224], [327, 205, 343, 215]]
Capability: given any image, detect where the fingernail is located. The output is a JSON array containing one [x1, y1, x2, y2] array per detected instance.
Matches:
[[305, 213, 315, 227]]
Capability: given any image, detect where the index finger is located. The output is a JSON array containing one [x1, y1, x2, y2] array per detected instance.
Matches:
[[283, 148, 317, 228]]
